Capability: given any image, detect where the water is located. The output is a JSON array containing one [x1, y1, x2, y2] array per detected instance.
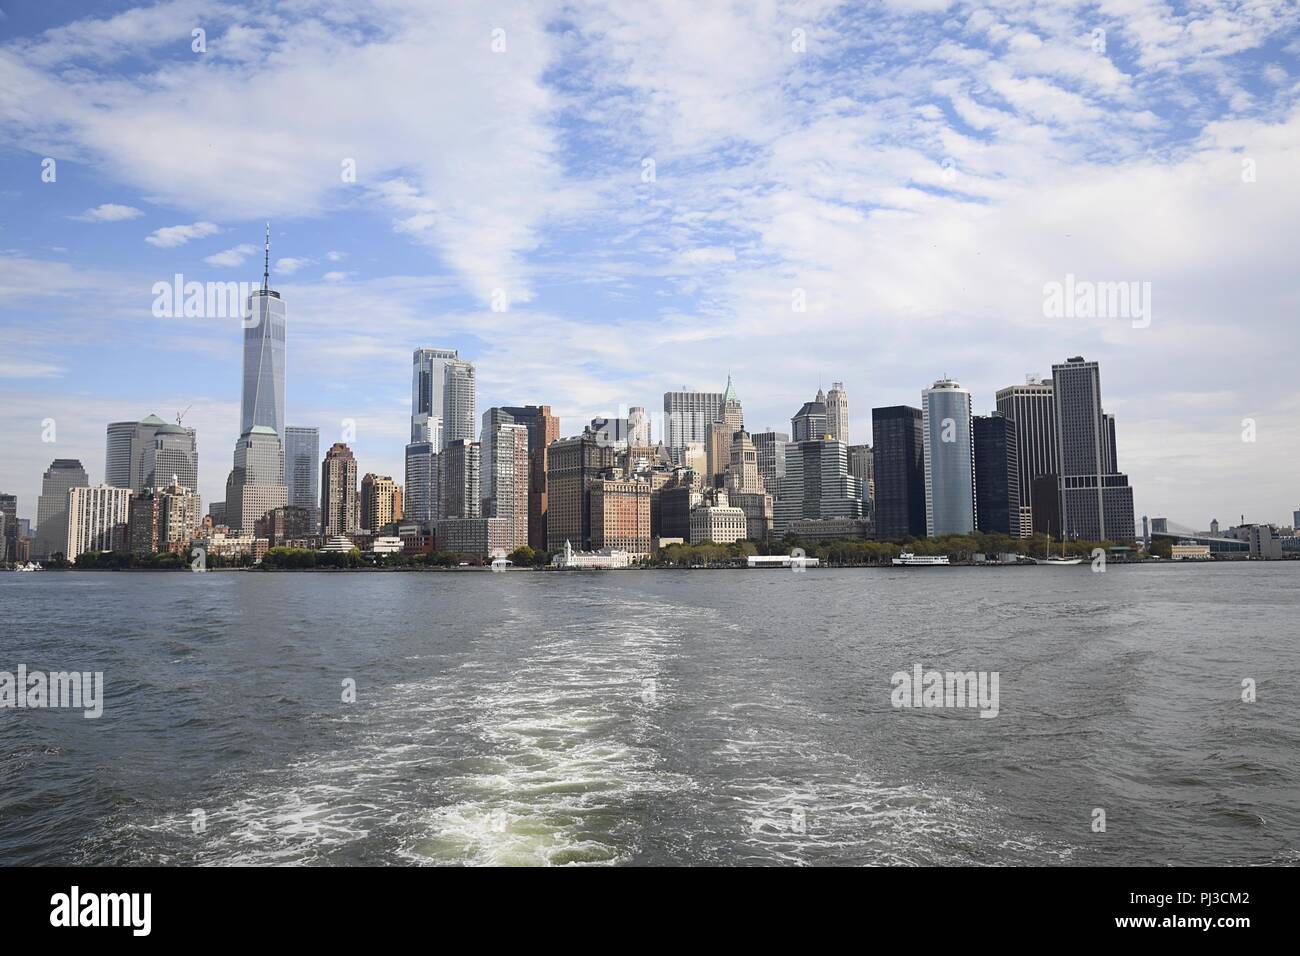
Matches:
[[1, 565, 1297, 866]]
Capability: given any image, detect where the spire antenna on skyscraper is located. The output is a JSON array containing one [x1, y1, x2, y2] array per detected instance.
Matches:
[[263, 221, 271, 293]]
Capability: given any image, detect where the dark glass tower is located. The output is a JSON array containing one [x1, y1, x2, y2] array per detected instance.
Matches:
[[871, 406, 925, 541], [973, 413, 1020, 537]]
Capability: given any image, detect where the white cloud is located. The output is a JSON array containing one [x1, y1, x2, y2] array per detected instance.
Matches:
[[275, 256, 311, 274], [145, 221, 221, 248], [204, 243, 258, 267], [71, 203, 142, 222]]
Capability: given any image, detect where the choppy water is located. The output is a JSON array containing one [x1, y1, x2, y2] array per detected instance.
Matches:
[[1, 565, 1297, 866]]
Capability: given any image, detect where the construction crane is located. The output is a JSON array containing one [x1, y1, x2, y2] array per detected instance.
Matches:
[[176, 404, 193, 427]]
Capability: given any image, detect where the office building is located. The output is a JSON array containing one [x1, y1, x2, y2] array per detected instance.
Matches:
[[589, 474, 652, 557], [435, 516, 510, 557], [664, 387, 724, 465], [847, 444, 873, 508], [791, 389, 828, 443], [995, 377, 1057, 537], [705, 375, 744, 486], [752, 430, 788, 491], [773, 438, 863, 537], [546, 431, 619, 550], [284, 426, 320, 527], [33, 459, 88, 559], [440, 439, 481, 520], [689, 490, 748, 545], [1052, 357, 1136, 541], [499, 405, 560, 551], [870, 406, 925, 540], [144, 423, 198, 494], [241, 227, 287, 440], [826, 382, 849, 443], [0, 494, 16, 563], [922, 378, 975, 537], [658, 470, 701, 541], [973, 413, 1021, 537], [226, 427, 288, 532], [628, 406, 651, 446]]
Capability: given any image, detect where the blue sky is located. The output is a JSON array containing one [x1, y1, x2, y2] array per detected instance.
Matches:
[[1, 0, 1298, 528]]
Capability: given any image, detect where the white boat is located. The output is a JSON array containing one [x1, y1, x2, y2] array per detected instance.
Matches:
[[14, 562, 43, 572], [1033, 539, 1083, 565], [891, 552, 950, 566]]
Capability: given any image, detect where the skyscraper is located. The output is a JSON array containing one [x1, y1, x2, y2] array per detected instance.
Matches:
[[105, 419, 143, 489], [706, 375, 743, 485], [725, 430, 773, 540], [284, 426, 320, 527], [144, 423, 198, 494], [241, 225, 286, 440], [664, 387, 723, 465], [772, 438, 863, 536], [1052, 356, 1136, 541], [65, 485, 133, 561], [791, 389, 829, 443], [226, 427, 287, 532], [440, 440, 481, 520], [404, 441, 439, 526], [627, 406, 651, 446], [105, 414, 171, 491], [847, 444, 873, 508], [410, 347, 459, 445], [405, 348, 460, 527], [481, 419, 529, 551], [499, 405, 560, 551], [33, 459, 88, 559], [922, 378, 975, 537], [826, 382, 849, 443], [995, 377, 1056, 537], [442, 359, 477, 448], [0, 493, 17, 562], [546, 431, 619, 550], [752, 430, 788, 492], [321, 442, 359, 536], [871, 406, 925, 541], [973, 413, 1020, 537]]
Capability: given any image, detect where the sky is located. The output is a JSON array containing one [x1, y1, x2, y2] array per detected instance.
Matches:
[[1, 0, 1298, 530]]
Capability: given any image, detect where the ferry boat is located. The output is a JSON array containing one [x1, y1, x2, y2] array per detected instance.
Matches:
[[13, 562, 43, 572], [891, 552, 950, 566]]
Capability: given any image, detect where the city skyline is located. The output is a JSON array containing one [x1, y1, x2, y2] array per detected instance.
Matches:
[[2, 2, 1298, 529]]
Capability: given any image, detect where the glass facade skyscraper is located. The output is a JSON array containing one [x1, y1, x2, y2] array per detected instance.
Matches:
[[241, 288, 286, 440], [411, 348, 459, 445], [871, 406, 925, 541], [922, 378, 975, 537], [284, 426, 320, 527], [973, 413, 1020, 537]]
